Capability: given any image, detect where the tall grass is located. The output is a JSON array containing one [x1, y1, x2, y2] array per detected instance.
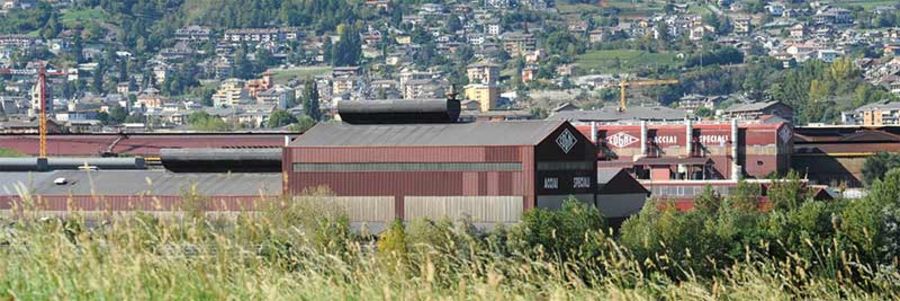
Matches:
[[0, 196, 897, 300]]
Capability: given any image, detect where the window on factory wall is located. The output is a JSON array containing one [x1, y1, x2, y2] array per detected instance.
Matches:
[[293, 162, 523, 172]]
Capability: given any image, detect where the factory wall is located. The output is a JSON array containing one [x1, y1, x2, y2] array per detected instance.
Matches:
[[284, 145, 535, 221], [576, 122, 791, 179], [285, 122, 598, 223], [534, 123, 598, 198]]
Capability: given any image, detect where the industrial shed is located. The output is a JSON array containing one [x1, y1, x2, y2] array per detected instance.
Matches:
[[0, 170, 280, 212], [284, 120, 598, 225]]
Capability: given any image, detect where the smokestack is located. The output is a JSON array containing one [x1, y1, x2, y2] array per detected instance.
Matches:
[[685, 118, 693, 157], [640, 120, 648, 157], [731, 119, 740, 181], [284, 135, 290, 147], [590, 121, 597, 144]]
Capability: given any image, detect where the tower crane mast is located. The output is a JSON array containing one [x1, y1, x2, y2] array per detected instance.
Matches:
[[1, 65, 67, 158]]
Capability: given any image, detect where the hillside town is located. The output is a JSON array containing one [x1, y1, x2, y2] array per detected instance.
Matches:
[[1, 0, 899, 134], [4, 2, 900, 298]]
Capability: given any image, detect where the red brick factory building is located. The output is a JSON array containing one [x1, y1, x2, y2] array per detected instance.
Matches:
[[282, 99, 650, 227], [284, 120, 601, 226]]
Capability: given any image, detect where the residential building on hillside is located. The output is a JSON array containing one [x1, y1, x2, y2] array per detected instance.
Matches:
[[677, 94, 722, 111], [222, 27, 301, 45], [464, 83, 499, 112], [403, 79, 446, 99], [733, 17, 751, 35], [175, 25, 213, 43], [466, 61, 500, 85], [136, 88, 167, 110], [213, 79, 251, 107], [501, 32, 536, 56], [246, 72, 273, 98], [29, 81, 51, 118], [257, 86, 296, 110], [722, 101, 794, 121], [847, 101, 900, 126]]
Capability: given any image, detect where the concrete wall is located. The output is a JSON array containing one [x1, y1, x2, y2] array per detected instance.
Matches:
[[319, 196, 396, 223], [404, 196, 523, 223]]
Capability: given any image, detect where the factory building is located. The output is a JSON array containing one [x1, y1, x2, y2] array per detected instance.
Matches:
[[284, 119, 599, 225], [575, 119, 793, 181], [793, 125, 900, 187]]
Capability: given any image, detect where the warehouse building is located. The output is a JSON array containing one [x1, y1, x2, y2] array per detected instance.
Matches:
[[284, 120, 599, 225], [0, 170, 280, 212], [793, 125, 900, 187]]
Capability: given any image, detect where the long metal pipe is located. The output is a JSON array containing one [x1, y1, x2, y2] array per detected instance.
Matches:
[[590, 122, 597, 144], [731, 119, 740, 180], [685, 118, 693, 157], [640, 120, 648, 157], [0, 157, 146, 171]]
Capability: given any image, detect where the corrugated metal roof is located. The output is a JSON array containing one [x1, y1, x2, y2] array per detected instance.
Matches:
[[291, 120, 567, 147], [0, 172, 53, 196], [548, 106, 689, 122], [724, 100, 783, 113], [0, 170, 280, 197]]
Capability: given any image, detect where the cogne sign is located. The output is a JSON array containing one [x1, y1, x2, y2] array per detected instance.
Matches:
[[606, 132, 639, 148]]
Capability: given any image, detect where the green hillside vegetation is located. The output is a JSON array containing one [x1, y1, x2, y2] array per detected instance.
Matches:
[[60, 7, 111, 27], [576, 49, 679, 74]]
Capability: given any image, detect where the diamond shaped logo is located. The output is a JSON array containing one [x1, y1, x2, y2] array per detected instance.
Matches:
[[556, 129, 577, 154], [779, 126, 792, 143], [606, 132, 639, 148]]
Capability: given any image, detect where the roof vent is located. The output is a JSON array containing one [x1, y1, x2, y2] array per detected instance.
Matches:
[[53, 177, 68, 185]]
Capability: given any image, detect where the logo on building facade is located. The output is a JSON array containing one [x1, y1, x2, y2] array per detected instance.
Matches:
[[779, 126, 792, 143], [556, 129, 577, 154], [606, 131, 639, 148]]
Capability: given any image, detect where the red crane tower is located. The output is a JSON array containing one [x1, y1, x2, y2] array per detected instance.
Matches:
[[1, 65, 67, 158]]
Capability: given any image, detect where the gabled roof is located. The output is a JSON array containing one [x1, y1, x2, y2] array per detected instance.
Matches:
[[854, 100, 900, 113], [725, 100, 787, 113], [597, 168, 649, 195], [290, 120, 569, 147], [548, 106, 689, 122]]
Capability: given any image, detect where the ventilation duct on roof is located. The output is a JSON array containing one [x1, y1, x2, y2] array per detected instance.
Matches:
[[160, 148, 282, 173], [336, 98, 461, 124]]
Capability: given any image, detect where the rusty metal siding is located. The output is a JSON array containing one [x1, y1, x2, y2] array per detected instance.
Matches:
[[404, 196, 523, 223], [521, 147, 535, 210], [290, 146, 524, 163], [289, 171, 525, 197], [312, 196, 396, 223]]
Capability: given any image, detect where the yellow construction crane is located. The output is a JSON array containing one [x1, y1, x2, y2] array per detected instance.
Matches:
[[618, 78, 679, 112], [2, 66, 66, 158]]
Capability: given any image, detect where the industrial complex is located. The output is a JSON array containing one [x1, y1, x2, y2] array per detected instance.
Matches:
[[0, 96, 881, 226]]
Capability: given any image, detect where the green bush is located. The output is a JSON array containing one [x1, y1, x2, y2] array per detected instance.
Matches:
[[509, 197, 607, 260]]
